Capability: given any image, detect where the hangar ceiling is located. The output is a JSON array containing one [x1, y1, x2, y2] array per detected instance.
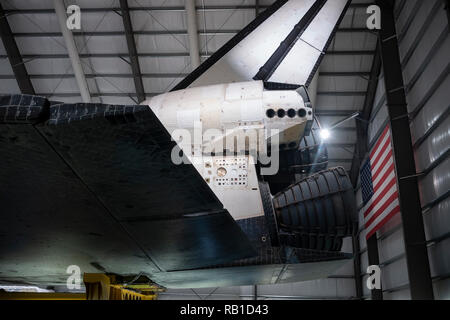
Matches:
[[0, 0, 376, 173]]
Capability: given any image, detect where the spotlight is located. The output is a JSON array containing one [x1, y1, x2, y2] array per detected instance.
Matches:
[[320, 129, 330, 140]]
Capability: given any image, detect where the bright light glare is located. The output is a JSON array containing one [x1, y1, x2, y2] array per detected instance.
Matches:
[[320, 129, 331, 140]]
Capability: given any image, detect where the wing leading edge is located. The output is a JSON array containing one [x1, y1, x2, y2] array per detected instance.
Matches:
[[173, 0, 351, 90]]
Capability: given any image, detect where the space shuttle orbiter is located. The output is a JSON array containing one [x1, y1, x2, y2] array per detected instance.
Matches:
[[0, 0, 357, 290]]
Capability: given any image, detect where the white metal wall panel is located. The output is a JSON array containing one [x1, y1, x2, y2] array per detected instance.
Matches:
[[1, 0, 55, 10], [381, 258, 409, 291], [130, 10, 187, 32], [15, 37, 68, 55], [98, 95, 136, 105], [428, 238, 450, 278], [419, 159, 450, 206], [257, 278, 356, 299], [404, 36, 450, 114], [394, 0, 419, 37], [0, 58, 14, 75], [329, 32, 377, 52], [0, 39, 5, 55], [362, 274, 370, 297], [434, 278, 450, 300], [332, 261, 354, 277], [378, 228, 405, 264], [390, 0, 450, 300], [358, 229, 367, 253], [397, 0, 441, 64], [25, 58, 73, 75], [318, 76, 368, 92], [84, 58, 132, 74], [415, 116, 450, 172], [321, 55, 374, 73], [383, 288, 411, 300], [158, 286, 243, 300], [316, 95, 365, 111], [7, 11, 125, 33], [0, 79, 20, 94], [325, 146, 354, 160], [372, 73, 385, 110], [197, 7, 256, 31], [423, 198, 450, 241], [142, 77, 184, 92], [358, 208, 367, 251], [410, 75, 450, 145], [377, 212, 402, 237], [135, 34, 187, 53], [400, 2, 447, 87], [357, 185, 368, 251], [74, 0, 120, 8], [90, 77, 136, 93], [30, 77, 80, 94], [360, 250, 369, 275], [198, 33, 235, 55], [368, 103, 388, 144], [139, 56, 191, 74], [340, 1, 373, 28]]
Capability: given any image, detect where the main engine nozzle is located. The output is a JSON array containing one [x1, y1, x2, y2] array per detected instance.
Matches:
[[261, 167, 358, 252]]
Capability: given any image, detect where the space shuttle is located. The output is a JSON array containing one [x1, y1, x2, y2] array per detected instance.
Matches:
[[0, 0, 358, 291]]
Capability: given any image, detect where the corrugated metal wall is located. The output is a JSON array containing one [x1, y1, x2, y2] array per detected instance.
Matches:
[[357, 0, 450, 300]]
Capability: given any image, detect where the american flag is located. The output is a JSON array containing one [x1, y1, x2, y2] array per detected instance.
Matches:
[[360, 125, 401, 240]]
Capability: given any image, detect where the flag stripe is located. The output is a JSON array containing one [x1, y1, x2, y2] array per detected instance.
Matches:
[[366, 199, 400, 235], [364, 175, 397, 219], [373, 162, 396, 193], [362, 169, 396, 215], [362, 124, 400, 240], [371, 148, 393, 181], [371, 133, 391, 170], [365, 189, 399, 226], [370, 125, 390, 159], [366, 205, 401, 240]]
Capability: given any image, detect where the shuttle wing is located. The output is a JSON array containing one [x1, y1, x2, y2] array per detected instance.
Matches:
[[0, 95, 255, 283], [173, 0, 351, 90]]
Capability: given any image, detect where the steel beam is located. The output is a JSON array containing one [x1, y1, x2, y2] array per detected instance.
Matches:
[[352, 234, 363, 299], [3, 3, 373, 15], [317, 91, 367, 96], [53, 0, 91, 103], [119, 0, 146, 103], [319, 71, 371, 77], [0, 3, 35, 94], [315, 110, 361, 117], [367, 236, 383, 300], [347, 38, 382, 303], [185, 0, 201, 70], [376, 0, 434, 300], [0, 50, 375, 60], [349, 44, 381, 186], [10, 28, 369, 38]]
